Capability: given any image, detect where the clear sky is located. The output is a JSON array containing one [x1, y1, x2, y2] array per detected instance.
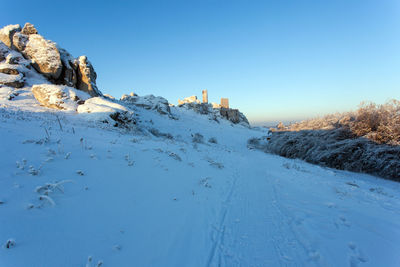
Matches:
[[2, 0, 400, 125]]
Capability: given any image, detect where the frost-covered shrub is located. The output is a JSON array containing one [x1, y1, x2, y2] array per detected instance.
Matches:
[[259, 128, 400, 181], [278, 99, 400, 145], [350, 100, 400, 145]]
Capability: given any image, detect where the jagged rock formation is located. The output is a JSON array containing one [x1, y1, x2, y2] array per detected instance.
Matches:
[[21, 23, 37, 35], [220, 107, 249, 125], [0, 24, 21, 49], [76, 56, 101, 96], [0, 23, 101, 96], [121, 94, 171, 115], [13, 30, 63, 79], [0, 42, 27, 88], [0, 22, 131, 127]]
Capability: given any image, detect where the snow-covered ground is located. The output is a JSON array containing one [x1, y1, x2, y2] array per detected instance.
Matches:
[[1, 94, 400, 267]]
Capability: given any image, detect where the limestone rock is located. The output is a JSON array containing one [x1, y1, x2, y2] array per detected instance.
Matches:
[[0, 46, 5, 62], [76, 56, 101, 97], [15, 33, 63, 79], [0, 65, 19, 75], [103, 94, 115, 99], [220, 108, 249, 125], [32, 84, 90, 110], [0, 72, 24, 88], [5, 53, 24, 65], [11, 32, 28, 51], [21, 23, 38, 35], [0, 24, 21, 49], [121, 94, 171, 115], [58, 48, 77, 87], [211, 102, 221, 109], [178, 95, 200, 105]]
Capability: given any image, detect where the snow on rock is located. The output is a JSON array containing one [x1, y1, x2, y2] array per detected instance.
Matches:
[[0, 63, 19, 75], [0, 24, 21, 49], [13, 32, 63, 80], [0, 23, 102, 97], [211, 102, 221, 109], [178, 95, 200, 105], [77, 97, 136, 126], [32, 84, 90, 111], [0, 72, 24, 88], [121, 94, 171, 115]]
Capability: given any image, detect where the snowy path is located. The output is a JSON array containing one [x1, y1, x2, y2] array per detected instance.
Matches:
[[1, 111, 400, 266], [204, 148, 400, 267]]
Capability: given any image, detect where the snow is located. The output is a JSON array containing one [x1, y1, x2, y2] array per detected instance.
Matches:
[[77, 97, 131, 121], [24, 34, 62, 72], [32, 84, 90, 111], [0, 72, 23, 83], [178, 95, 201, 105], [0, 94, 400, 267]]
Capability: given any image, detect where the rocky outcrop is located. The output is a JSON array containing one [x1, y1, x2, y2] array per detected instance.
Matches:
[[0, 23, 102, 96], [13, 32, 63, 79], [76, 56, 101, 97], [0, 61, 24, 88], [178, 95, 200, 105], [58, 48, 77, 87], [220, 108, 249, 125], [0, 72, 24, 88], [21, 23, 38, 35], [0, 65, 19, 75], [121, 94, 171, 115], [0, 46, 5, 62], [0, 24, 21, 49], [32, 84, 89, 111]]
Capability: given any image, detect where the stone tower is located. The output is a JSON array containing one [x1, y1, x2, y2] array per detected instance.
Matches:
[[202, 90, 208, 103], [221, 98, 229, 108]]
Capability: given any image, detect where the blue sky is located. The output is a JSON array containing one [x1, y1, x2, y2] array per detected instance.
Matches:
[[2, 0, 400, 125]]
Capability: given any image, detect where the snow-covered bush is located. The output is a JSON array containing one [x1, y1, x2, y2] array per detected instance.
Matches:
[[252, 128, 400, 181], [350, 100, 400, 145], [278, 99, 400, 145]]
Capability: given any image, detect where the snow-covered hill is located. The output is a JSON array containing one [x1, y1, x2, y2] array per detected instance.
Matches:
[[1, 23, 400, 267]]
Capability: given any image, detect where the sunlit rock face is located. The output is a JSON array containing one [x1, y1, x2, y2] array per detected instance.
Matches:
[[0, 22, 101, 97]]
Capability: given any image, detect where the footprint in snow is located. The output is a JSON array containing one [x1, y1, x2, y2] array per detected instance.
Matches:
[[334, 215, 351, 229], [348, 242, 368, 266]]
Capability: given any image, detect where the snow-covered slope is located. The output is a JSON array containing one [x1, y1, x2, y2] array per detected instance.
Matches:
[[1, 22, 400, 267], [1, 98, 400, 267]]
